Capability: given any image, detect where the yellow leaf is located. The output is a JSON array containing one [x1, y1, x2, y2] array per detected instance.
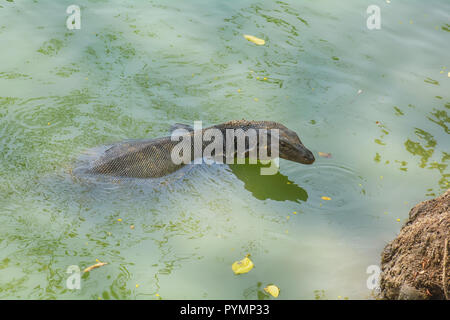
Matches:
[[243, 34, 265, 45], [232, 254, 254, 275], [83, 261, 107, 273], [318, 152, 332, 158], [117, 218, 122, 222], [321, 196, 331, 201], [264, 285, 280, 298]]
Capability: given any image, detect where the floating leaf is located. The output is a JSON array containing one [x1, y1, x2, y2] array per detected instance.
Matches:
[[264, 285, 280, 298], [232, 254, 254, 274], [318, 152, 332, 158], [321, 196, 331, 201], [424, 77, 439, 85], [83, 261, 108, 273], [243, 34, 265, 45]]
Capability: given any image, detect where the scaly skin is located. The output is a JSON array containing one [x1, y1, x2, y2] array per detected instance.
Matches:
[[82, 120, 315, 178]]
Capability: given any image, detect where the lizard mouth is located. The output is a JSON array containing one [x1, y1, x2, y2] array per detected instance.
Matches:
[[283, 145, 315, 165], [298, 148, 315, 164]]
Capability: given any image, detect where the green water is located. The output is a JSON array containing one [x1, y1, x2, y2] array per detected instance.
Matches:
[[0, 0, 449, 299]]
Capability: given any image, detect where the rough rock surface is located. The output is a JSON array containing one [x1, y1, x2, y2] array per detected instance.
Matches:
[[380, 189, 449, 300]]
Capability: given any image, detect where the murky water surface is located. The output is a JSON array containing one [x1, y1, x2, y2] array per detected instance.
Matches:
[[0, 0, 449, 299]]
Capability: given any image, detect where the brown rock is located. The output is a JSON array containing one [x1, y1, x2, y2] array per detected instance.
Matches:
[[380, 189, 449, 300]]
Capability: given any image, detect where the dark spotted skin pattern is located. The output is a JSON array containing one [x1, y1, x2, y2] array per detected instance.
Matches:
[[84, 120, 315, 178]]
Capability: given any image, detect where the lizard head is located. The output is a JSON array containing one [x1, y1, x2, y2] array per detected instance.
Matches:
[[212, 120, 316, 165], [277, 126, 315, 165], [256, 121, 315, 165]]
